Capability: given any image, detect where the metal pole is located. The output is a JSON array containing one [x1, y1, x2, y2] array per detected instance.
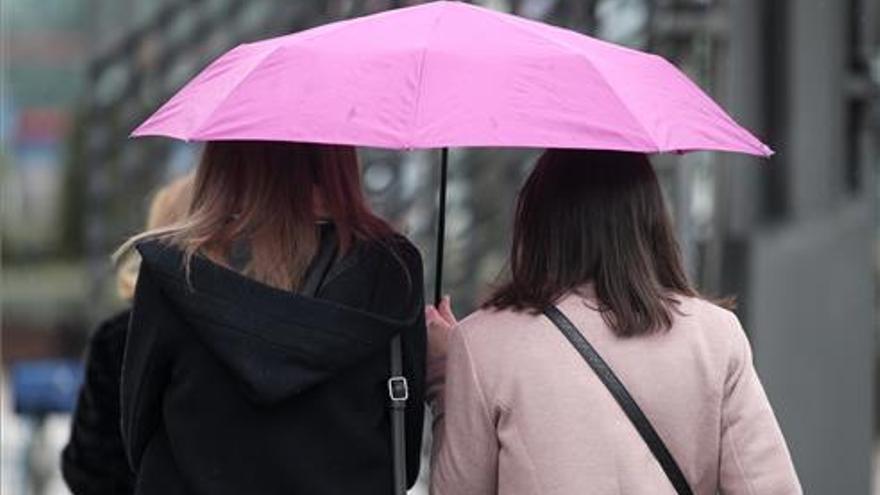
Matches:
[[433, 148, 449, 306]]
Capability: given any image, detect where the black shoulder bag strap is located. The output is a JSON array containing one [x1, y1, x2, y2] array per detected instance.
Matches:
[[302, 226, 408, 494], [388, 335, 408, 495], [543, 305, 693, 495]]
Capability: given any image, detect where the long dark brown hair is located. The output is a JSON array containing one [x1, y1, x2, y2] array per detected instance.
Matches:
[[119, 141, 392, 291], [484, 149, 700, 337]]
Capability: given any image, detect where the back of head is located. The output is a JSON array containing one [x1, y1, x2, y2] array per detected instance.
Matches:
[[117, 173, 194, 300], [485, 148, 697, 336], [145, 141, 391, 291], [147, 174, 194, 230]]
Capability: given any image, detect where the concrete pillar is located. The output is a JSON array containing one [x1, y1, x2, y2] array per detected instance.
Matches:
[[784, 0, 848, 217]]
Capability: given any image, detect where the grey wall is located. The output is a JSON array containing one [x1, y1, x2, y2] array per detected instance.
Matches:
[[747, 201, 874, 493], [723, 0, 877, 492]]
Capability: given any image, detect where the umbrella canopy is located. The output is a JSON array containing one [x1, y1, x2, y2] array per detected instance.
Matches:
[[133, 1, 774, 309], [132, 1, 771, 157]]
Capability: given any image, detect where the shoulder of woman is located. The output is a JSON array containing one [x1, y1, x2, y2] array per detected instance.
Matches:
[[675, 296, 740, 328], [454, 307, 545, 349], [359, 233, 424, 272], [676, 296, 751, 363], [91, 309, 131, 343]]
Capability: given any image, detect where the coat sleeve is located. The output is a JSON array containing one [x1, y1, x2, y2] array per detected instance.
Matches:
[[430, 327, 499, 495], [120, 264, 175, 472], [718, 314, 802, 495], [367, 238, 427, 489]]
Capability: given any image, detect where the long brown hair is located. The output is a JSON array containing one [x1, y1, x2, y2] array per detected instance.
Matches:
[[484, 149, 700, 337], [120, 141, 392, 291]]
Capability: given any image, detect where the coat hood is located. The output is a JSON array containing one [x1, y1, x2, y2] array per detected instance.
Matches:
[[135, 239, 418, 405]]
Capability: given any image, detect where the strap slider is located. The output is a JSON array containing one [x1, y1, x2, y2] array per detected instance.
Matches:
[[388, 376, 409, 402]]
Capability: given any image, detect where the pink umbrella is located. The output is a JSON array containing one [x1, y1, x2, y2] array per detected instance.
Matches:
[[133, 0, 772, 303]]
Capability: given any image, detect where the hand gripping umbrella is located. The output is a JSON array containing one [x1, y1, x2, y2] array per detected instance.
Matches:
[[133, 1, 772, 307]]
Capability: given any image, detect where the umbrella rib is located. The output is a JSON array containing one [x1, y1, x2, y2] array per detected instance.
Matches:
[[579, 56, 663, 152], [189, 45, 285, 139], [407, 2, 448, 149], [661, 61, 772, 156], [481, 10, 663, 152]]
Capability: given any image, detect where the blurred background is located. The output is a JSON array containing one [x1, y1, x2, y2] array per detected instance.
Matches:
[[1, 0, 878, 493]]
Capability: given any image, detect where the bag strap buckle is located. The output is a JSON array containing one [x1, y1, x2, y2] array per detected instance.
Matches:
[[388, 376, 409, 403]]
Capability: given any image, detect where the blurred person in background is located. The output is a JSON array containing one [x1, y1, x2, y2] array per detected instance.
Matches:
[[117, 141, 426, 495], [61, 174, 194, 495], [425, 149, 801, 495]]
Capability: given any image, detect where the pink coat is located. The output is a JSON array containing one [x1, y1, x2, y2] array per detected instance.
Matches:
[[428, 290, 801, 495]]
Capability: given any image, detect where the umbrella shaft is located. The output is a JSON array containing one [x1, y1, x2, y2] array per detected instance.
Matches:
[[434, 148, 449, 306]]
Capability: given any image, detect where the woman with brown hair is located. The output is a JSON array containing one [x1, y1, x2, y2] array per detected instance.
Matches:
[[62, 173, 193, 495], [426, 149, 800, 494], [118, 141, 425, 495]]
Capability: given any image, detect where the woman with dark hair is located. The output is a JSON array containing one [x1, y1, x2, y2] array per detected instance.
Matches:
[[426, 149, 800, 494], [117, 141, 425, 495]]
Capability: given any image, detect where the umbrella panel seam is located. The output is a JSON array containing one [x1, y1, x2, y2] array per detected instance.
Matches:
[[408, 3, 449, 150], [480, 8, 665, 152]]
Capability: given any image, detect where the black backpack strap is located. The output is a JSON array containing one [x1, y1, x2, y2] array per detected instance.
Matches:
[[543, 305, 694, 495], [388, 334, 408, 495]]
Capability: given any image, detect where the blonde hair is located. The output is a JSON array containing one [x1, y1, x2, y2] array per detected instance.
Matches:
[[117, 141, 392, 292], [116, 173, 194, 299]]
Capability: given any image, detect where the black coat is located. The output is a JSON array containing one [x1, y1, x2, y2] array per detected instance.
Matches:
[[122, 234, 426, 495], [61, 309, 136, 495]]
